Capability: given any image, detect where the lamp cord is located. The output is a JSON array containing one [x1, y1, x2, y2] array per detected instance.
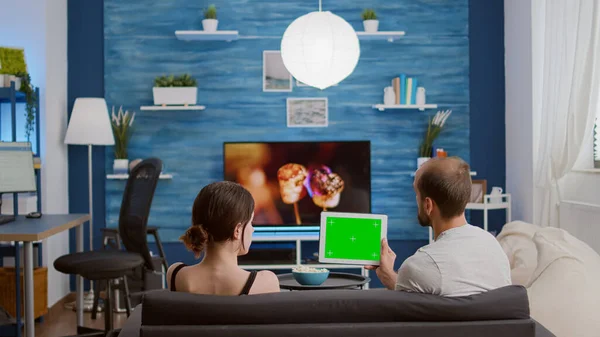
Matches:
[[319, 0, 322, 11]]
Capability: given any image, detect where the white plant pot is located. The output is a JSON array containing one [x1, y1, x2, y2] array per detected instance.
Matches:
[[417, 157, 431, 169], [363, 20, 379, 33], [0, 75, 5, 88], [202, 19, 219, 32], [12, 77, 22, 90], [113, 159, 129, 175], [152, 87, 198, 106]]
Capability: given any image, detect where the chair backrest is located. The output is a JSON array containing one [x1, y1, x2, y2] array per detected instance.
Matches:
[[118, 158, 162, 271]]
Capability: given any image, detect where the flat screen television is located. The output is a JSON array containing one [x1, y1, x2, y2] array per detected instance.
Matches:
[[223, 141, 371, 228]]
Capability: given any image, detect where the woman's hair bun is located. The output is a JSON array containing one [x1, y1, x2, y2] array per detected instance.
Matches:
[[180, 225, 208, 258]]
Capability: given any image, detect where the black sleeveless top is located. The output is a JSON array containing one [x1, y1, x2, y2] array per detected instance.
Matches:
[[170, 264, 258, 296]]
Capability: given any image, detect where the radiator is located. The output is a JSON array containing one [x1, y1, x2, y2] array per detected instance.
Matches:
[[559, 200, 600, 254]]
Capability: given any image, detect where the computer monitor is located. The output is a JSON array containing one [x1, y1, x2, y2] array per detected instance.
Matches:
[[0, 142, 37, 223]]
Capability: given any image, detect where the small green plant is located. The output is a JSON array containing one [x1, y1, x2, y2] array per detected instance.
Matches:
[[204, 4, 217, 19], [111, 106, 136, 159], [154, 74, 197, 87], [0, 47, 27, 75], [419, 110, 452, 157], [16, 72, 37, 142], [361, 8, 377, 21]]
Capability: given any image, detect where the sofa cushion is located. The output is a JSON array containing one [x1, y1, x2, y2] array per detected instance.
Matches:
[[141, 285, 530, 326], [527, 228, 600, 337], [496, 221, 540, 285]]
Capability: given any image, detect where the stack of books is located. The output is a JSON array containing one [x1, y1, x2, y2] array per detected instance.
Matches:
[[391, 74, 418, 105]]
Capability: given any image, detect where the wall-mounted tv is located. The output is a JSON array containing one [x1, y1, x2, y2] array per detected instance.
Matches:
[[223, 141, 371, 227]]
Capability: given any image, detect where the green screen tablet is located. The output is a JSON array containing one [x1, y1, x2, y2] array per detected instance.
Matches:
[[318, 212, 388, 265]]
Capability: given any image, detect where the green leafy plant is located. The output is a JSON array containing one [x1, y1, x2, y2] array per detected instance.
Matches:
[[0, 47, 27, 75], [361, 8, 377, 21], [419, 110, 452, 157], [16, 72, 37, 142], [204, 4, 217, 19], [110, 106, 136, 159], [154, 74, 197, 87]]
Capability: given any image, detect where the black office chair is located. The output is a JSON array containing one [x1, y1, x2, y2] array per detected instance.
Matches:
[[54, 158, 163, 335]]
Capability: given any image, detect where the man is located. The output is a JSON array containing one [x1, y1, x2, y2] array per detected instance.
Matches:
[[367, 157, 511, 296]]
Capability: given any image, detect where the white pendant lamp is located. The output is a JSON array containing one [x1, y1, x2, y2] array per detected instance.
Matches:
[[280, 0, 360, 90]]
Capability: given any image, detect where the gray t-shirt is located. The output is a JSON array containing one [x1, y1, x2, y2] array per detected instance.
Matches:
[[395, 224, 511, 297]]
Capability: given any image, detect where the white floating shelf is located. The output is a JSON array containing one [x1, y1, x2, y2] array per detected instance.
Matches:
[[372, 104, 438, 111], [356, 31, 406, 42], [411, 171, 477, 177], [140, 105, 205, 111], [175, 30, 239, 41], [107, 174, 173, 180]]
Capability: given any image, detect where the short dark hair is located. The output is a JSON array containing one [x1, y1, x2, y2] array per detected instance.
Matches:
[[416, 157, 471, 219], [180, 181, 255, 258]]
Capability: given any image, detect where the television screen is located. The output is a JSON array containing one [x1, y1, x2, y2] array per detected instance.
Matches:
[[224, 141, 371, 226]]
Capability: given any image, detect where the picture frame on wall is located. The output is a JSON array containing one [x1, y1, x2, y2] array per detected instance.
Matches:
[[287, 97, 328, 128], [470, 180, 487, 203], [263, 50, 292, 92]]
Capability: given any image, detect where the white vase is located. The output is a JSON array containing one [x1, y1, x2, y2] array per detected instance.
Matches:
[[113, 159, 129, 175], [202, 19, 218, 32], [384, 86, 395, 105], [0, 75, 5, 88], [12, 77, 22, 90], [416, 87, 426, 106], [417, 157, 430, 168], [152, 87, 198, 106], [363, 20, 379, 33]]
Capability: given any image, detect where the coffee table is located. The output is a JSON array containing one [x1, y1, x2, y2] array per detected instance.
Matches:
[[278, 272, 370, 290]]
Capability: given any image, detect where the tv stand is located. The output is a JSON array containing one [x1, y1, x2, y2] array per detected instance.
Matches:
[[243, 231, 370, 289]]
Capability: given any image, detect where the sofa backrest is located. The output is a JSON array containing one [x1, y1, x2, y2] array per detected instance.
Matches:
[[140, 285, 530, 326]]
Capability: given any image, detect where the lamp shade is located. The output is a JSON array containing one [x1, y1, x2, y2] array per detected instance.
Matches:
[[281, 11, 360, 90], [64, 98, 115, 145]]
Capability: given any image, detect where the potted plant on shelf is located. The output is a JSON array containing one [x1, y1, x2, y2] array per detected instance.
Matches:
[[110, 106, 136, 174], [152, 74, 198, 106], [361, 8, 379, 33], [418, 110, 452, 168], [202, 4, 218, 32], [16, 72, 37, 142], [0, 47, 27, 88]]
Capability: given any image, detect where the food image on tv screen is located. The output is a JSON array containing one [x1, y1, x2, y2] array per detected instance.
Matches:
[[223, 141, 371, 226]]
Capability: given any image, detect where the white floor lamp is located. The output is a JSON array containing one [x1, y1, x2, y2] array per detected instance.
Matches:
[[64, 98, 115, 310]]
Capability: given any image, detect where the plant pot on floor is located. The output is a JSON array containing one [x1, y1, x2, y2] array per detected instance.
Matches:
[[113, 159, 129, 175], [202, 19, 218, 32], [152, 87, 198, 106], [363, 20, 379, 33]]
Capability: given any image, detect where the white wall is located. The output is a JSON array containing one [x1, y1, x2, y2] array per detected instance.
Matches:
[[504, 0, 535, 223], [0, 0, 70, 307]]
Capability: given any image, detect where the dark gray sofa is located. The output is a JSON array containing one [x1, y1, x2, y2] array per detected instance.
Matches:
[[117, 285, 555, 337]]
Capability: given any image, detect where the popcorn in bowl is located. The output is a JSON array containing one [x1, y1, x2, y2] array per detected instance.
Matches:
[[292, 265, 329, 273]]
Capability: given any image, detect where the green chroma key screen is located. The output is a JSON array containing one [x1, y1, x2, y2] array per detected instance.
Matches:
[[323, 216, 382, 261]]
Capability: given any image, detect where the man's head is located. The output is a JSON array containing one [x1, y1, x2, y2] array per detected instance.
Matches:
[[413, 157, 471, 227]]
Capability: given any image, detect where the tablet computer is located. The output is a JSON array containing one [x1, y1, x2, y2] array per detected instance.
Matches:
[[318, 212, 388, 266]]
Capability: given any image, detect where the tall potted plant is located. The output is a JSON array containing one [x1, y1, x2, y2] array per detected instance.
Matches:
[[153, 74, 198, 106], [202, 4, 218, 32], [418, 110, 452, 168], [110, 106, 136, 174], [361, 9, 379, 33]]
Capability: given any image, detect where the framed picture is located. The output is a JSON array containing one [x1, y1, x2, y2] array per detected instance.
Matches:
[[470, 180, 487, 203], [295, 78, 338, 88], [287, 98, 328, 127], [263, 50, 292, 92]]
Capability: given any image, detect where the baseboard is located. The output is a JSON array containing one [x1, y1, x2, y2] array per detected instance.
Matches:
[[47, 292, 75, 320]]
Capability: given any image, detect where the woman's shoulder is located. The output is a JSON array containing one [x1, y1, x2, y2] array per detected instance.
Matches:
[[166, 262, 187, 289], [249, 270, 280, 294]]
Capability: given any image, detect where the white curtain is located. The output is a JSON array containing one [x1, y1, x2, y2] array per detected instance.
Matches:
[[534, 0, 600, 227]]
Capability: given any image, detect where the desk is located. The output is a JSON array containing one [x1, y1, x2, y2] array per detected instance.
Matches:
[[0, 214, 90, 337]]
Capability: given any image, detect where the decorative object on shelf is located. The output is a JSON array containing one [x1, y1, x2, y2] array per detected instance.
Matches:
[[392, 74, 421, 105], [110, 106, 136, 174], [489, 186, 503, 203], [202, 4, 218, 32], [0, 47, 26, 88], [281, 0, 360, 90], [153, 74, 198, 106], [287, 98, 328, 128], [470, 180, 487, 203], [129, 158, 142, 171], [418, 110, 452, 167], [16, 72, 37, 142], [263, 51, 292, 92], [416, 87, 426, 106], [383, 86, 395, 105], [64, 97, 115, 303], [361, 8, 379, 33]]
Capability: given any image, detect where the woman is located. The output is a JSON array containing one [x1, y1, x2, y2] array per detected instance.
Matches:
[[167, 181, 280, 295]]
